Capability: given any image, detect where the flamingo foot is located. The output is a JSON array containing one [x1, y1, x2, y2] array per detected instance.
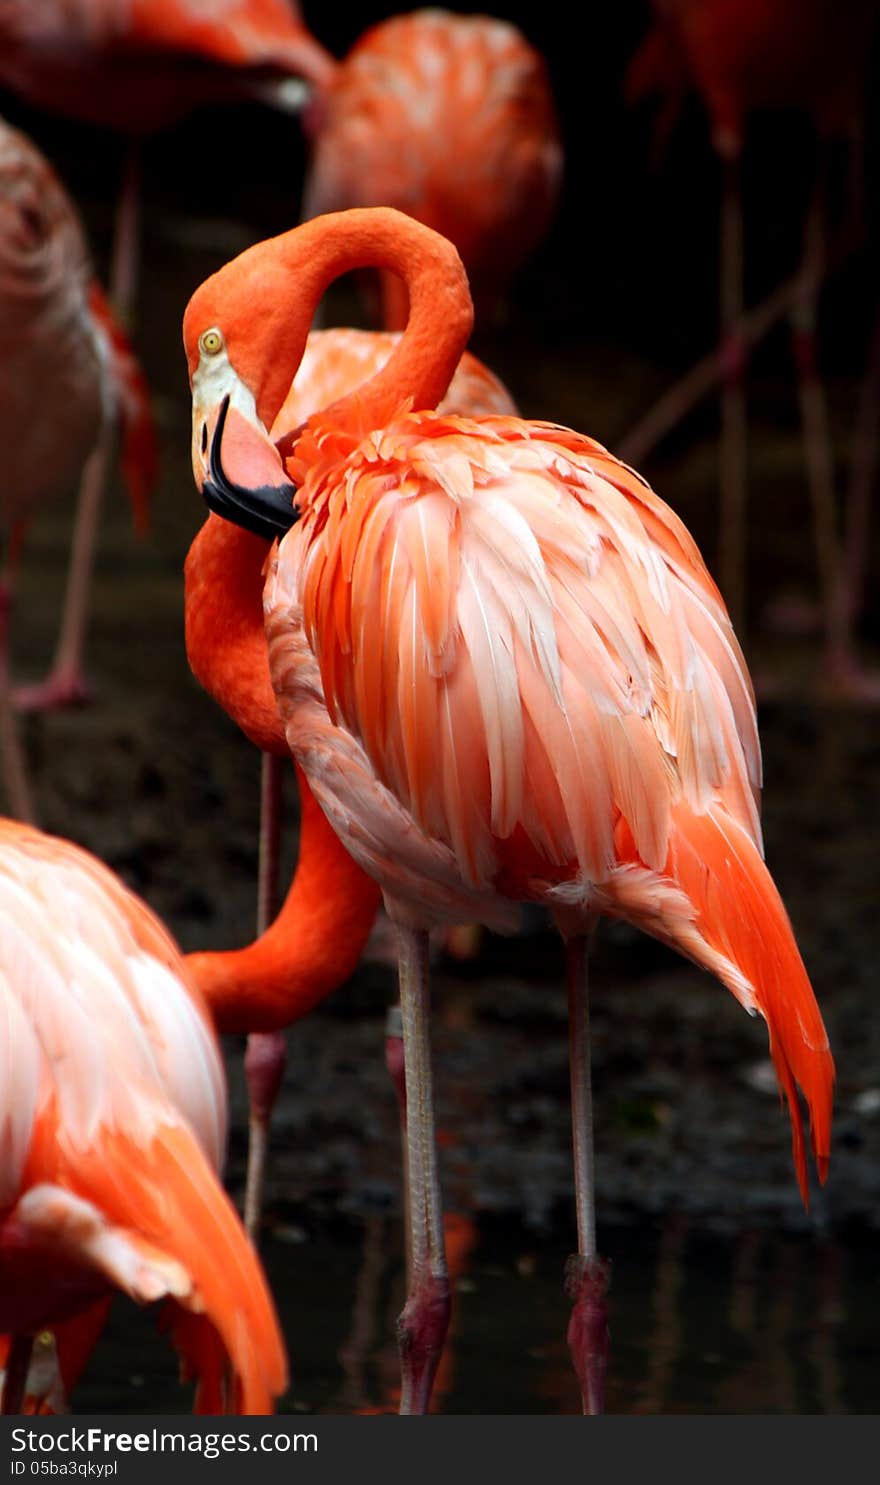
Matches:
[[397, 1269, 451, 1415], [565, 1253, 611, 1416], [14, 669, 95, 714]]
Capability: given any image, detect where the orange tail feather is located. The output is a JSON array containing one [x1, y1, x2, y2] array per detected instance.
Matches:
[[663, 803, 834, 1202], [62, 1121, 288, 1414]]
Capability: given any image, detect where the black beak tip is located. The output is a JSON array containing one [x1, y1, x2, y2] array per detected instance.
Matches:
[[203, 394, 300, 541]]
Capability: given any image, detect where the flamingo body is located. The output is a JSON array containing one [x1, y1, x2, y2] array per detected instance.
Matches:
[[0, 118, 154, 535], [184, 207, 834, 1409], [0, 818, 286, 1412], [263, 406, 832, 1193], [303, 10, 562, 324]]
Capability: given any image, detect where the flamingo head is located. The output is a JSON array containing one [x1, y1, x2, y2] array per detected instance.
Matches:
[[183, 258, 304, 542]]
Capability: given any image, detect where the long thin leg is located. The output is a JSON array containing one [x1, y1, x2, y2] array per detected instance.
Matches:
[[822, 297, 880, 699], [395, 923, 450, 1416], [564, 932, 610, 1416], [384, 1001, 412, 1286], [243, 752, 287, 1245], [718, 152, 748, 631], [1, 1335, 33, 1414], [791, 154, 845, 681], [15, 438, 113, 713], [110, 142, 142, 325], [0, 580, 36, 823]]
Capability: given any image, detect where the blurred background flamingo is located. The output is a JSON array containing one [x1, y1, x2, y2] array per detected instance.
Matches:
[[0, 118, 155, 821], [0, 0, 334, 320], [302, 10, 563, 329], [625, 0, 879, 691]]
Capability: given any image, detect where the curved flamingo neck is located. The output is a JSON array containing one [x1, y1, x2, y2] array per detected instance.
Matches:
[[187, 764, 381, 1035], [188, 208, 474, 436], [184, 515, 286, 755], [284, 210, 473, 432]]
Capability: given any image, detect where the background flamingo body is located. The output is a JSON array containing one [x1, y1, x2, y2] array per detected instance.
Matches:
[[0, 0, 335, 133], [0, 818, 287, 1413], [303, 10, 563, 326]]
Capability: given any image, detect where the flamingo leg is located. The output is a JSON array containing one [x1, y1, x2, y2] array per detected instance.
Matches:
[[1, 1335, 33, 1415], [384, 1001, 413, 1285], [243, 752, 287, 1244], [394, 923, 450, 1416], [718, 152, 748, 632], [790, 155, 846, 686], [110, 142, 142, 326], [15, 439, 113, 714], [0, 578, 36, 823], [564, 931, 610, 1416], [825, 297, 880, 700]]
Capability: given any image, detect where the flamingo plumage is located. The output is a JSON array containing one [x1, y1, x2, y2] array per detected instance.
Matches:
[[0, 817, 287, 1414], [183, 207, 833, 1415], [303, 9, 563, 328], [0, 118, 156, 816]]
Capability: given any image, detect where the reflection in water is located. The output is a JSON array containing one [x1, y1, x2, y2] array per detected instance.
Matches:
[[71, 1210, 875, 1414]]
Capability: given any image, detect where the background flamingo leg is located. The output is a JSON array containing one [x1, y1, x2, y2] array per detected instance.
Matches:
[[789, 156, 849, 693], [243, 752, 287, 1244], [563, 929, 610, 1416], [394, 923, 450, 1416], [826, 297, 880, 699], [718, 152, 748, 631], [0, 576, 36, 822], [15, 438, 113, 714], [109, 142, 142, 327]]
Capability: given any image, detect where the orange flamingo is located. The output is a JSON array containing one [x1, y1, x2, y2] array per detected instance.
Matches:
[[185, 325, 517, 1240], [0, 817, 286, 1414], [0, 119, 155, 817], [303, 9, 563, 328], [625, 0, 878, 687], [183, 207, 834, 1415], [0, 0, 335, 317]]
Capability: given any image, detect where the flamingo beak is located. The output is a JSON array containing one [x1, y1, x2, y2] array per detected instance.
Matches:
[[198, 396, 300, 542]]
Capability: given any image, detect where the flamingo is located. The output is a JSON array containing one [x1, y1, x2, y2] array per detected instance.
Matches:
[[185, 325, 517, 1241], [0, 0, 335, 318], [0, 816, 287, 1414], [0, 118, 155, 820], [625, 0, 879, 687], [302, 9, 563, 329], [182, 207, 834, 1415]]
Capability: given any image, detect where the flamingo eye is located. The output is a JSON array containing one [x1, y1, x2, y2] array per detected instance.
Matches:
[[200, 328, 223, 356]]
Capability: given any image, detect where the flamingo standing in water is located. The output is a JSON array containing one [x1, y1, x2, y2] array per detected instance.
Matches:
[[625, 0, 878, 686], [0, 118, 155, 816], [183, 207, 834, 1414], [185, 325, 517, 1240], [302, 9, 563, 329], [0, 817, 286, 1414], [0, 0, 335, 318]]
